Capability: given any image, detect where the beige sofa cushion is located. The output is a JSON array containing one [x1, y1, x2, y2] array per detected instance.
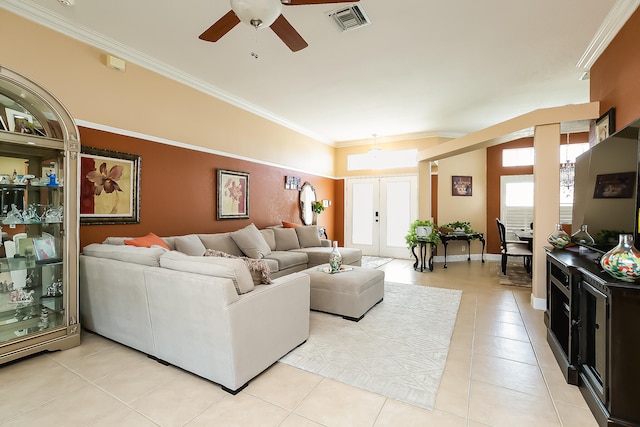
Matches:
[[174, 234, 207, 256], [264, 251, 308, 271], [230, 223, 271, 259], [198, 233, 244, 257], [295, 226, 321, 248], [260, 229, 277, 251], [160, 251, 254, 294], [273, 228, 300, 251], [83, 243, 166, 267]]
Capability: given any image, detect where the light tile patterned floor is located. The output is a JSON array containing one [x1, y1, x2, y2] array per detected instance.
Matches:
[[0, 259, 598, 426]]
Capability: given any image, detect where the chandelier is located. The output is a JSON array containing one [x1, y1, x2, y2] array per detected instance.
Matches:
[[560, 133, 575, 189]]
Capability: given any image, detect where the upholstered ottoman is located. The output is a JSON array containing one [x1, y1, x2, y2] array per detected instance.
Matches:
[[302, 264, 384, 321]]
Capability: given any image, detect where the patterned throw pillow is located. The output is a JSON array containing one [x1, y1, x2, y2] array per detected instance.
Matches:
[[204, 249, 272, 285]]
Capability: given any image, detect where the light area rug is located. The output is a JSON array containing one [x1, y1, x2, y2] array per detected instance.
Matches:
[[497, 263, 532, 287], [360, 256, 393, 269], [279, 282, 462, 410]]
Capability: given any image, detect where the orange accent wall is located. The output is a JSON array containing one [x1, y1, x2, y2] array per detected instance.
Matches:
[[590, 7, 640, 126], [485, 134, 589, 253], [78, 127, 335, 249]]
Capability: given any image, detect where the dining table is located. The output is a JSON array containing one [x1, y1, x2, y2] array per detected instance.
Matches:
[[515, 229, 534, 250]]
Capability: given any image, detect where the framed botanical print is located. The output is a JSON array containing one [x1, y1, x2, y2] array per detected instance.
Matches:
[[595, 107, 615, 144], [217, 169, 249, 219], [80, 146, 141, 224]]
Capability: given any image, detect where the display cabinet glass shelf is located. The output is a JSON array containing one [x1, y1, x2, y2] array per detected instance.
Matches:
[[0, 65, 80, 363]]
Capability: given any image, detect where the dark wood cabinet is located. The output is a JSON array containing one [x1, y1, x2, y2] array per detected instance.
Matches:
[[546, 248, 640, 427]]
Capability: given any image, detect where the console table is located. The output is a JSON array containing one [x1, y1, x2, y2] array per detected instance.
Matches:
[[440, 232, 485, 268], [411, 239, 437, 272]]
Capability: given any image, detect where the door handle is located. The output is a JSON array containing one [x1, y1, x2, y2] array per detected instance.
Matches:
[[375, 211, 379, 223]]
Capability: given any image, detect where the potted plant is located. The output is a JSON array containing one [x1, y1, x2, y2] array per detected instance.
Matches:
[[440, 221, 474, 234], [311, 201, 325, 214], [405, 219, 440, 248], [310, 201, 324, 225]]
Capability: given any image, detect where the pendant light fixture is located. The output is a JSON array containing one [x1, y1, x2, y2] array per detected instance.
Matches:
[[560, 133, 575, 189], [369, 134, 381, 157], [230, 0, 282, 29]]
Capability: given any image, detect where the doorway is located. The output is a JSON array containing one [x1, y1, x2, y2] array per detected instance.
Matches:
[[345, 175, 418, 258]]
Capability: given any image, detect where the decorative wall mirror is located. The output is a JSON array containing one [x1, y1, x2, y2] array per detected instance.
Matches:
[[299, 182, 317, 225]]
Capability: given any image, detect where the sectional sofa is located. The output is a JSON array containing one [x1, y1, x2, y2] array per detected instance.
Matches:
[[79, 224, 362, 393]]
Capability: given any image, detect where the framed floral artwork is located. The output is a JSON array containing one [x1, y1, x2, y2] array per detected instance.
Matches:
[[217, 169, 249, 220], [80, 146, 141, 224]]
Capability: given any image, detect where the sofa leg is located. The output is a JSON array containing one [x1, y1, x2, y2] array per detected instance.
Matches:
[[222, 382, 249, 395]]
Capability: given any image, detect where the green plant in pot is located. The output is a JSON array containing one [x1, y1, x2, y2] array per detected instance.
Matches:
[[405, 219, 440, 248], [311, 201, 325, 214], [441, 221, 474, 234]]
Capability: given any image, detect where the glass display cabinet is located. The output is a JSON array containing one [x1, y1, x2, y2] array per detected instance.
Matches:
[[0, 65, 80, 363]]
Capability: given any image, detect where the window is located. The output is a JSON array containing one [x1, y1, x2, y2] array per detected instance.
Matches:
[[347, 149, 418, 171], [502, 147, 534, 167], [500, 175, 533, 240]]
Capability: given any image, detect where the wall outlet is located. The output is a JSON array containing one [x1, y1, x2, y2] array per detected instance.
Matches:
[[461, 245, 466, 252]]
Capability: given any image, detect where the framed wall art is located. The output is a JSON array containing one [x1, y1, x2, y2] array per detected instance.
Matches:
[[595, 107, 615, 144], [217, 169, 249, 219], [593, 172, 635, 199], [80, 146, 141, 224], [452, 176, 472, 196]]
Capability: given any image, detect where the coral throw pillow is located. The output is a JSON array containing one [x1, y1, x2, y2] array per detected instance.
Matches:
[[282, 221, 300, 228], [124, 232, 170, 250]]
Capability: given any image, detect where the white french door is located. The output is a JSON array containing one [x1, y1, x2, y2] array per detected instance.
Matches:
[[345, 175, 418, 258]]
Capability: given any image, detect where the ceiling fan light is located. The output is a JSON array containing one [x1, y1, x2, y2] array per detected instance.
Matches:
[[230, 0, 283, 28]]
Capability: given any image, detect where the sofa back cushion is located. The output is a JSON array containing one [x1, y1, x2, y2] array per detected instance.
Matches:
[[160, 251, 254, 294], [230, 223, 271, 259], [296, 226, 322, 248], [260, 228, 277, 251], [198, 233, 244, 257], [83, 243, 166, 267], [273, 228, 301, 251], [174, 234, 207, 256]]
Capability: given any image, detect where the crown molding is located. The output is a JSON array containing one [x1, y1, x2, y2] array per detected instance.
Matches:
[[75, 119, 336, 179], [0, 0, 335, 146], [576, 0, 640, 69]]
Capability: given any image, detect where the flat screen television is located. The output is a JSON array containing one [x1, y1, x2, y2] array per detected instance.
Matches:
[[571, 117, 640, 253]]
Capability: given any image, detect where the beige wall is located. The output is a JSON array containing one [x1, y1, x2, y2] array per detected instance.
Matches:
[[0, 10, 334, 177], [436, 149, 487, 256]]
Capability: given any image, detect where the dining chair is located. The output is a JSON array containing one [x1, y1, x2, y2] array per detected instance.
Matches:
[[496, 218, 533, 275]]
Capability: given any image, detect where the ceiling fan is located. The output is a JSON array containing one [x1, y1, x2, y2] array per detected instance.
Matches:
[[199, 0, 359, 52]]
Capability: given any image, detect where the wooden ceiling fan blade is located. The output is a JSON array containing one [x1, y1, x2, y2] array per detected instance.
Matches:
[[199, 10, 241, 42], [270, 14, 308, 52], [282, 0, 359, 4]]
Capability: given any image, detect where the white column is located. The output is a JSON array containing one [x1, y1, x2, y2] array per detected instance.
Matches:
[[532, 124, 560, 309]]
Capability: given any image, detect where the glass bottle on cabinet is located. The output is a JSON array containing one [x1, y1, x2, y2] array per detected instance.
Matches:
[[0, 66, 80, 362]]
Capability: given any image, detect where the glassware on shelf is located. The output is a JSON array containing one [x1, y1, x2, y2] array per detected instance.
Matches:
[[329, 241, 342, 273], [547, 224, 571, 249], [600, 234, 640, 282], [571, 224, 595, 246]]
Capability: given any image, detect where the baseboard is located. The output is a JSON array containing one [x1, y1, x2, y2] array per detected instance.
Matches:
[[531, 294, 546, 311], [432, 253, 501, 263]]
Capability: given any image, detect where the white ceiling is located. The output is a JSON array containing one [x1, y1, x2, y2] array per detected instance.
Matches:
[[2, 0, 632, 145]]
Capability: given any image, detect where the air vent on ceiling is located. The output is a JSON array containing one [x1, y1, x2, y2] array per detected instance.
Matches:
[[327, 4, 371, 32]]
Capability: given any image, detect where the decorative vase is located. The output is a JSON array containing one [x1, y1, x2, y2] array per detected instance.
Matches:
[[571, 224, 595, 246], [312, 212, 318, 226], [547, 224, 571, 249], [600, 234, 640, 282], [416, 226, 432, 239], [329, 241, 342, 273]]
